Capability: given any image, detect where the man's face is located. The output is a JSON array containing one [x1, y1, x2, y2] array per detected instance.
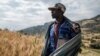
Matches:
[[51, 9, 63, 19]]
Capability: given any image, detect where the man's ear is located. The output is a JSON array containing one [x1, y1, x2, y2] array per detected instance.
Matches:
[[61, 11, 64, 15]]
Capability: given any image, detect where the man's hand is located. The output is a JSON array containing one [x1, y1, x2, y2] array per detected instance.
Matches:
[[72, 23, 81, 33]]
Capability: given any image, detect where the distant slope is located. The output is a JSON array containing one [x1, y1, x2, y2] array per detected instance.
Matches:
[[18, 15, 100, 35], [18, 22, 52, 35], [79, 15, 100, 32]]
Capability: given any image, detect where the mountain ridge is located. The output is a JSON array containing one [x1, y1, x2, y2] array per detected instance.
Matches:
[[19, 15, 100, 35]]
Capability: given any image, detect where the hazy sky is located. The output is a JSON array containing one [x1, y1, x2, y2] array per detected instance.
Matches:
[[0, 0, 100, 31]]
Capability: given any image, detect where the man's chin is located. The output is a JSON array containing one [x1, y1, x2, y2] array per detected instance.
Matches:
[[52, 17, 55, 19], [52, 16, 56, 19]]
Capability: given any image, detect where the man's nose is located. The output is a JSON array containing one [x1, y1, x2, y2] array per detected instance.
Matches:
[[51, 11, 55, 14]]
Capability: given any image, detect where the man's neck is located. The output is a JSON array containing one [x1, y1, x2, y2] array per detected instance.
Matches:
[[56, 15, 63, 23]]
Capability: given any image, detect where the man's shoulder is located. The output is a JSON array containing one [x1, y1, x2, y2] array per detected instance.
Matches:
[[63, 16, 81, 33], [49, 21, 55, 26], [63, 16, 80, 27], [61, 17, 73, 28]]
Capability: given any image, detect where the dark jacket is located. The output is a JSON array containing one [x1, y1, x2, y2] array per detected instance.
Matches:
[[41, 17, 81, 56]]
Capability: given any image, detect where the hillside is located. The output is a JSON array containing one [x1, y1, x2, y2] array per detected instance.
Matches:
[[18, 22, 52, 35], [79, 15, 100, 32], [19, 15, 100, 35]]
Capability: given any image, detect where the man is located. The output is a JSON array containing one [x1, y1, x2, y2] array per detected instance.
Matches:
[[41, 3, 81, 56]]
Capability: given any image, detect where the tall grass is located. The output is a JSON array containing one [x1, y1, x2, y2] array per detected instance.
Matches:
[[0, 29, 100, 56], [0, 30, 44, 56]]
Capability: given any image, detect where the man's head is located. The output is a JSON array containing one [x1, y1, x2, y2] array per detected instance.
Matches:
[[48, 3, 66, 19]]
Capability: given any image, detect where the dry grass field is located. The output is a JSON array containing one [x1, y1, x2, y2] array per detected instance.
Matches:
[[0, 29, 100, 56], [79, 29, 100, 56], [0, 30, 44, 56]]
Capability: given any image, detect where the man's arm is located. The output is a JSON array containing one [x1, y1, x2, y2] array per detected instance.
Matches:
[[49, 33, 82, 56]]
